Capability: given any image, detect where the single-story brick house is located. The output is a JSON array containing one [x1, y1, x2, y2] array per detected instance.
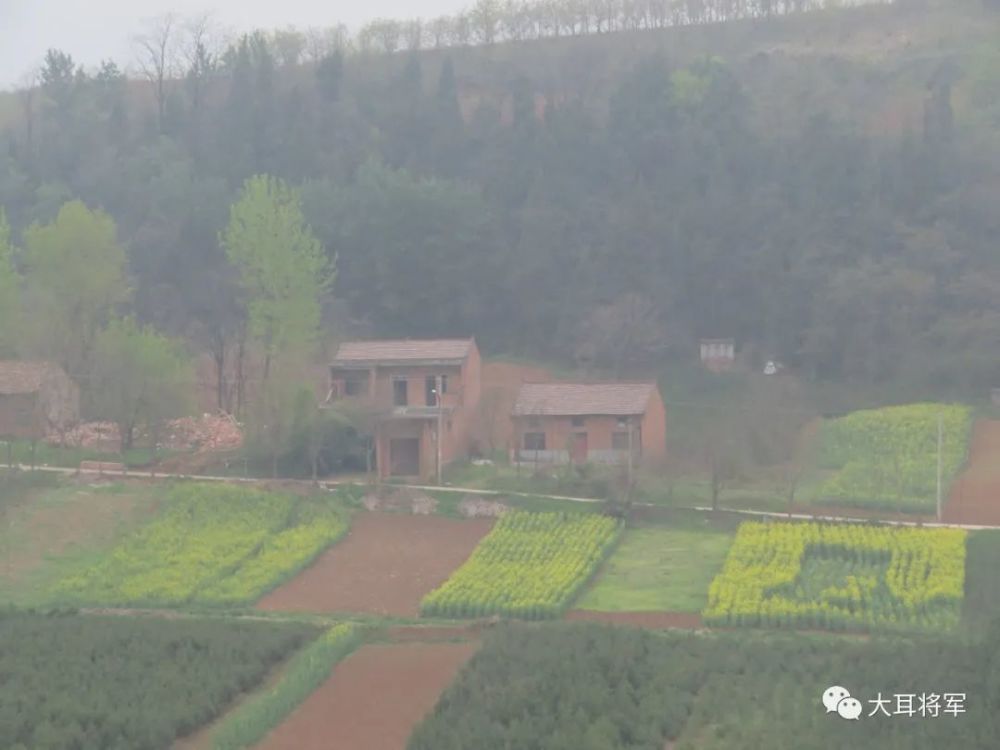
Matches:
[[0, 361, 80, 441], [510, 382, 666, 466]]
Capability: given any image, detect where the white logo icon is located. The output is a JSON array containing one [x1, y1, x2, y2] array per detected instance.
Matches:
[[837, 697, 863, 720], [823, 686, 851, 714], [823, 686, 862, 720]]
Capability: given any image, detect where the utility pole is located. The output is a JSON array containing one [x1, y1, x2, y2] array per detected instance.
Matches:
[[936, 412, 943, 522], [626, 418, 634, 490], [436, 375, 444, 486]]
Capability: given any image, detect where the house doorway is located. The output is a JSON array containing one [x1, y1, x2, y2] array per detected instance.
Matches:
[[570, 432, 588, 464], [389, 438, 420, 476]]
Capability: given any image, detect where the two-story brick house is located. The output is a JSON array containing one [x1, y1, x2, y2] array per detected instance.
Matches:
[[326, 339, 481, 479], [510, 382, 666, 467]]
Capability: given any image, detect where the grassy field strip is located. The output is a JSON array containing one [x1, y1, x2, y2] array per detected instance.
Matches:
[[577, 525, 735, 613], [0, 477, 164, 606], [209, 624, 363, 750]]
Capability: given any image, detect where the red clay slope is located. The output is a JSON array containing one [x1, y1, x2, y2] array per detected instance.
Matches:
[[943, 420, 1000, 525]]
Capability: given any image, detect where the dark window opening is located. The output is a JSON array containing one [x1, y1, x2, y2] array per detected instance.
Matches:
[[345, 376, 367, 396], [571, 416, 585, 427], [523, 432, 546, 451], [393, 379, 408, 406]]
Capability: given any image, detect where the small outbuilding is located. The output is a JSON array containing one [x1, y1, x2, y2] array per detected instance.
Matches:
[[0, 361, 80, 442]]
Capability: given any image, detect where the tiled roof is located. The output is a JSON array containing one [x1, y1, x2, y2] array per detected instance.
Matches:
[[0, 361, 65, 395], [512, 382, 657, 417], [332, 339, 474, 364]]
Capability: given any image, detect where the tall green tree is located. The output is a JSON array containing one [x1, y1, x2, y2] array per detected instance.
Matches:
[[90, 317, 193, 453], [20, 200, 129, 379], [221, 175, 333, 379], [0, 210, 20, 356]]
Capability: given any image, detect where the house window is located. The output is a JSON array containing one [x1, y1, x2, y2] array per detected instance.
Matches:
[[523, 432, 546, 451], [393, 378, 408, 406], [616, 417, 628, 428], [571, 416, 585, 427], [425, 375, 449, 406], [612, 432, 630, 451], [344, 376, 367, 396]]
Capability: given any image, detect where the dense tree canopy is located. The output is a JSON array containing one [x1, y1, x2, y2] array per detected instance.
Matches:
[[1, 0, 998, 398]]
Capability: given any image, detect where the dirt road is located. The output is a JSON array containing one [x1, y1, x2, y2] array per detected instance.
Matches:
[[943, 420, 1000, 525], [254, 642, 476, 750]]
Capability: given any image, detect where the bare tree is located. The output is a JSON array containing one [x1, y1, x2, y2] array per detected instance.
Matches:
[[501, 0, 526, 40], [451, 13, 474, 46], [355, 23, 378, 54], [404, 19, 425, 51], [372, 19, 403, 53], [429, 17, 452, 48], [476, 387, 507, 456], [271, 27, 307, 67], [180, 14, 221, 125], [575, 292, 670, 376], [471, 0, 502, 43], [134, 13, 179, 133], [304, 27, 332, 61], [17, 67, 42, 154], [703, 414, 745, 511]]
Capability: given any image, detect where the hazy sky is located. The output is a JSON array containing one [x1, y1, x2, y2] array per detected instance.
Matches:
[[1, 1, 466, 89]]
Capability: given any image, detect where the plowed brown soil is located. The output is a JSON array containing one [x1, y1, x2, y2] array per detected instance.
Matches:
[[567, 610, 703, 629], [256, 512, 493, 616], [943, 420, 1000, 525], [254, 642, 477, 750]]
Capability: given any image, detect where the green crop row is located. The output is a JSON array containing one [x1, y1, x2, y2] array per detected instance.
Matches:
[[815, 403, 972, 512], [211, 623, 363, 750], [51, 483, 348, 607], [195, 500, 348, 606], [421, 511, 622, 620], [703, 521, 966, 632]]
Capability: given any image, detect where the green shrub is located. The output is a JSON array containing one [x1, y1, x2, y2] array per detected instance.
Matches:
[[211, 624, 363, 750]]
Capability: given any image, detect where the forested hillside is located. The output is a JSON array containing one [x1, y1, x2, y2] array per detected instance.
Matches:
[[2, 0, 1000, 395]]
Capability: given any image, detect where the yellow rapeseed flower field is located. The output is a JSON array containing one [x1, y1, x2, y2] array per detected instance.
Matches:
[[52, 484, 348, 607], [421, 511, 622, 620], [703, 521, 965, 632]]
